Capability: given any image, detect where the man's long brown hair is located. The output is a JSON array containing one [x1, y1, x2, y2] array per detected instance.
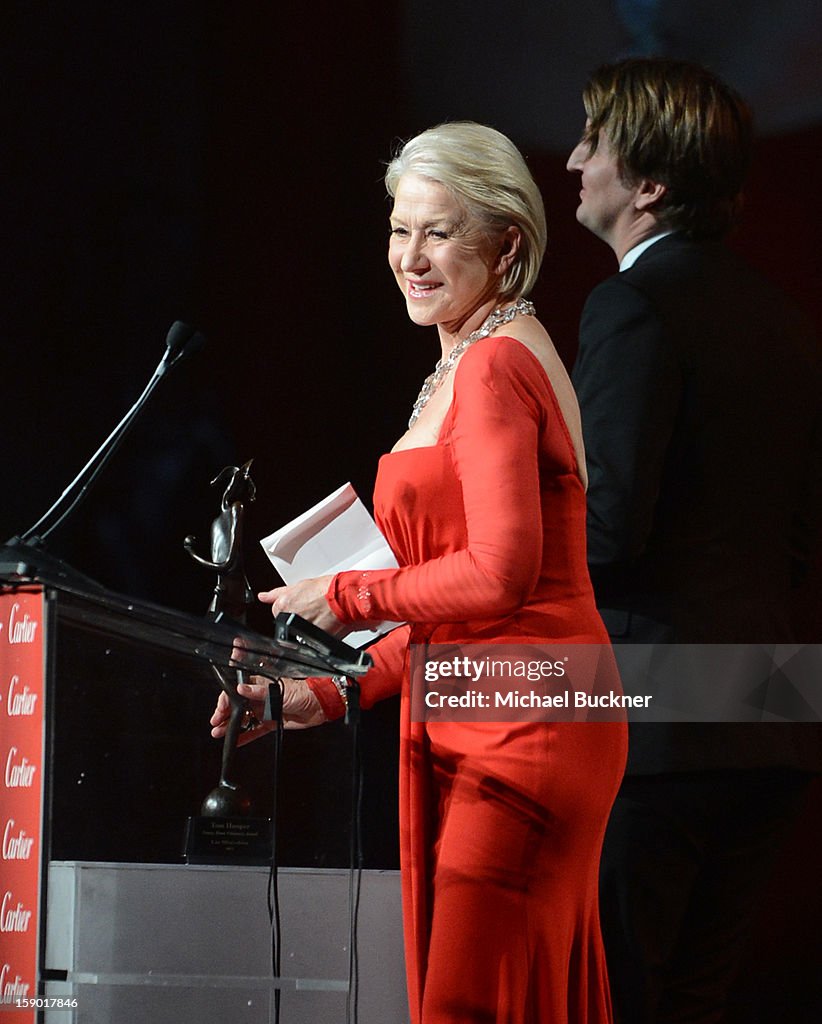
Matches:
[[582, 58, 753, 238]]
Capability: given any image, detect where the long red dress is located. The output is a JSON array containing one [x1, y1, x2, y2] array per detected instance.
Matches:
[[311, 336, 627, 1024]]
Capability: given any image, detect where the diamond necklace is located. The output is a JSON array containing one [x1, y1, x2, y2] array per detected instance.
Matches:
[[408, 296, 536, 428]]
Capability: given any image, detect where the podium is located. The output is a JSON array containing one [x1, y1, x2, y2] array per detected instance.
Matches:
[[0, 576, 407, 1023], [42, 861, 405, 1023]]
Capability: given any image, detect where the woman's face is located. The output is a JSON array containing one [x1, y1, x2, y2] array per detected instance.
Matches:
[[388, 173, 505, 336]]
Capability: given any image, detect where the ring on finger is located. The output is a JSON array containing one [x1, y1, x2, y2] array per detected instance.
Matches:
[[240, 709, 261, 732]]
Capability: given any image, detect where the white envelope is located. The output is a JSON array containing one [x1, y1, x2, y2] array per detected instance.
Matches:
[[260, 483, 401, 648]]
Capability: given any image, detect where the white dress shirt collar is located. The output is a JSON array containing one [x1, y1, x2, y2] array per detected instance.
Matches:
[[620, 231, 675, 271]]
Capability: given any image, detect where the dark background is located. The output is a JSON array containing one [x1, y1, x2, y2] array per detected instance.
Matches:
[[3, 3, 821, 1019]]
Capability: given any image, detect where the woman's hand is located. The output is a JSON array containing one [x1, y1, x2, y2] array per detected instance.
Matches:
[[258, 575, 345, 635], [209, 677, 327, 744]]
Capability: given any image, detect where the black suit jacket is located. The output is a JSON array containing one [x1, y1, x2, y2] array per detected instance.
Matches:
[[573, 234, 822, 772]]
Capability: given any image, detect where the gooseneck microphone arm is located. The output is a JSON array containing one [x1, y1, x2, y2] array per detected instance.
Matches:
[[19, 321, 205, 547]]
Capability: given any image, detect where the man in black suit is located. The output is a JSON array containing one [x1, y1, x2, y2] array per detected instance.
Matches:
[[567, 58, 822, 1023]]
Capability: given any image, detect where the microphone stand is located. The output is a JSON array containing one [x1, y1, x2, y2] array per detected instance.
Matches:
[[0, 321, 205, 591]]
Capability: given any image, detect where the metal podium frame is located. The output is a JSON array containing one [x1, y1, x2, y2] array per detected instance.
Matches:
[[1, 573, 407, 1024]]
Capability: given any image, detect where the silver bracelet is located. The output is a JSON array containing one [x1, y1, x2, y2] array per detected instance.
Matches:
[[331, 675, 349, 707]]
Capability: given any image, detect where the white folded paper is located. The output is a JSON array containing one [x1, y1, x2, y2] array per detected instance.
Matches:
[[260, 482, 401, 648]]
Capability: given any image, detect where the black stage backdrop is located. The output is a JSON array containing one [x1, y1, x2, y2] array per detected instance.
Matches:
[[2, 4, 821, 1020]]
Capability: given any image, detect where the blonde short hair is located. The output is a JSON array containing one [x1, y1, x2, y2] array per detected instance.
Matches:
[[385, 122, 547, 299]]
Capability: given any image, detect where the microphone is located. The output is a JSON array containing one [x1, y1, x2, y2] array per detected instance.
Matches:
[[161, 320, 206, 374], [1, 321, 205, 585]]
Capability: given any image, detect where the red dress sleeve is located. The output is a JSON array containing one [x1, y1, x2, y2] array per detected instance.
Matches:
[[307, 624, 410, 717], [327, 338, 548, 626]]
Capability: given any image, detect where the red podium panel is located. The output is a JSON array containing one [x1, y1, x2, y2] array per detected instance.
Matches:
[[0, 587, 46, 1022]]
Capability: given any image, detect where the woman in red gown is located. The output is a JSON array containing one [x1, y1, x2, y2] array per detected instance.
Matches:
[[212, 122, 627, 1024]]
